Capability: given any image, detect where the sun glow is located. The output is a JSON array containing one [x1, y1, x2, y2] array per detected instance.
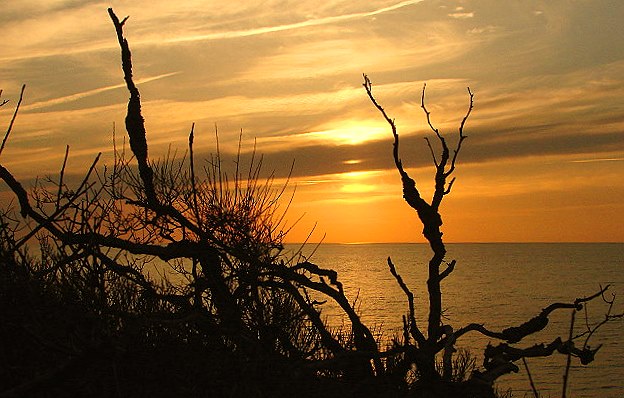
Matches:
[[299, 121, 388, 146], [338, 170, 381, 191], [340, 183, 375, 193]]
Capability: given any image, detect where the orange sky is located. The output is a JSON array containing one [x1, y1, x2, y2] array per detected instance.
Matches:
[[1, 1, 623, 243]]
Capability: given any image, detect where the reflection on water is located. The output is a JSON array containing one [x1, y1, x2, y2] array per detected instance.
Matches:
[[288, 243, 624, 397]]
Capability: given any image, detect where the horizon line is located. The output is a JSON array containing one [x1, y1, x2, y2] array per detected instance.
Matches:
[[283, 241, 624, 245]]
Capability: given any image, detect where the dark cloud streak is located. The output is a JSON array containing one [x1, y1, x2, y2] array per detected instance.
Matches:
[[199, 127, 624, 180]]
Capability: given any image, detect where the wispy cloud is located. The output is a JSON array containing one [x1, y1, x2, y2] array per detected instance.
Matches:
[[448, 12, 474, 19], [570, 157, 624, 163], [163, 0, 425, 43], [22, 72, 180, 111]]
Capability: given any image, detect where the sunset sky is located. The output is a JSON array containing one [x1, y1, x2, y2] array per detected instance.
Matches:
[[1, 0, 623, 243]]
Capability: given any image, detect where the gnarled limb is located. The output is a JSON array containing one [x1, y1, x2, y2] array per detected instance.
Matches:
[[452, 285, 611, 346], [364, 75, 473, 380], [108, 8, 157, 205], [276, 261, 381, 373]]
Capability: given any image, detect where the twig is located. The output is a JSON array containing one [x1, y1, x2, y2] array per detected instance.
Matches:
[[424, 137, 439, 167], [56, 145, 70, 210], [445, 87, 472, 178], [562, 309, 576, 398], [0, 89, 9, 107], [362, 74, 405, 177], [421, 83, 443, 141], [0, 84, 25, 158], [522, 357, 540, 398], [188, 123, 201, 227], [387, 256, 426, 345]]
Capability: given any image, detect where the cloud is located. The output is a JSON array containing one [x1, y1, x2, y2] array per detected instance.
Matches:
[[0, 1, 427, 62], [448, 12, 474, 19], [192, 121, 623, 182], [570, 157, 624, 164], [233, 32, 474, 84], [0, 2, 112, 62], [161, 0, 426, 44], [2, 0, 624, 243], [23, 72, 180, 111]]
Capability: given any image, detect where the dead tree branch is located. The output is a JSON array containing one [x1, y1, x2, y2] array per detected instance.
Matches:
[[0, 84, 25, 158], [108, 8, 157, 205], [387, 256, 426, 345]]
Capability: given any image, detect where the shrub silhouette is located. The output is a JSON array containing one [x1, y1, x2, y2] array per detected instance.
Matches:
[[0, 8, 621, 398]]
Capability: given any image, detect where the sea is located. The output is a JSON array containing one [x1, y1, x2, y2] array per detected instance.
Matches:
[[285, 243, 624, 398]]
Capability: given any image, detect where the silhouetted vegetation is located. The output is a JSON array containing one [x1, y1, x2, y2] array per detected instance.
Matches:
[[0, 8, 621, 398], [363, 76, 623, 397]]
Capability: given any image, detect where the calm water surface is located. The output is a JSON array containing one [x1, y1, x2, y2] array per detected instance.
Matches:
[[288, 243, 624, 398]]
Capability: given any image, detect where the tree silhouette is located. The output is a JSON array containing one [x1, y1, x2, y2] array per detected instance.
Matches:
[[0, 8, 620, 398], [0, 9, 382, 396], [363, 74, 622, 395]]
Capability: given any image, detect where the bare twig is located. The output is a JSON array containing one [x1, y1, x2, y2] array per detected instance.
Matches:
[[387, 257, 426, 345], [438, 259, 456, 281], [446, 87, 473, 178], [188, 123, 201, 227], [421, 83, 443, 141], [562, 308, 576, 398], [522, 357, 540, 398], [56, 145, 70, 210], [0, 89, 9, 107], [424, 137, 439, 167], [0, 84, 25, 158]]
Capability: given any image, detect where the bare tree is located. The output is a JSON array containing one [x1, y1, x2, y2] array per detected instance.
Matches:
[[363, 74, 622, 394], [364, 75, 471, 383]]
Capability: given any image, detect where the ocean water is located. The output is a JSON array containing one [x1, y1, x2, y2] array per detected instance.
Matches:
[[287, 243, 624, 397]]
